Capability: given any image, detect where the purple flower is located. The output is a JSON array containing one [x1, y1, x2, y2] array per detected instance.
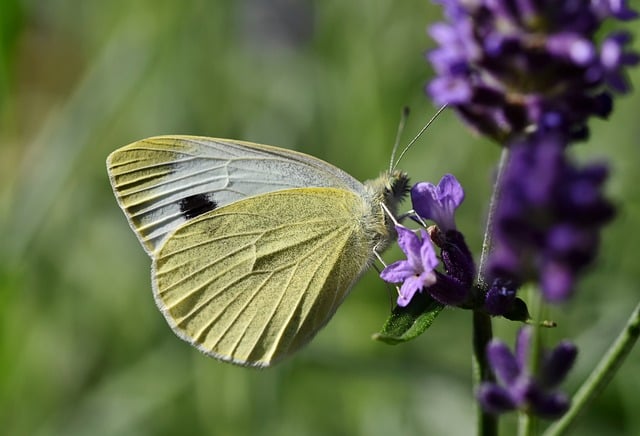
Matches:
[[599, 32, 640, 93], [380, 226, 439, 307], [380, 224, 473, 307], [484, 278, 517, 316], [477, 327, 578, 419], [438, 229, 475, 288], [592, 0, 638, 20], [411, 174, 465, 232], [426, 0, 638, 141], [488, 131, 615, 302], [381, 174, 475, 308]]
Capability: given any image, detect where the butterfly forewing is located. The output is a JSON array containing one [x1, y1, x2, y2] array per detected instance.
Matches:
[[107, 136, 365, 253], [152, 188, 374, 367]]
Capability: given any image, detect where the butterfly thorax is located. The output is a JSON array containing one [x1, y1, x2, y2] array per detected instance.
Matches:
[[363, 170, 410, 253]]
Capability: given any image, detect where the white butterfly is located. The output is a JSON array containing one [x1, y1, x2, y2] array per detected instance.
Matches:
[[107, 135, 409, 367]]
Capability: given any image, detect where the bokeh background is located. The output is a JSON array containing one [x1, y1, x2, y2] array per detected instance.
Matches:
[[1, 1, 639, 435]]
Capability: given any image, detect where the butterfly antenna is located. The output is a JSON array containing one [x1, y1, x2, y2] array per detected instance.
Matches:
[[389, 106, 411, 173], [391, 104, 447, 171]]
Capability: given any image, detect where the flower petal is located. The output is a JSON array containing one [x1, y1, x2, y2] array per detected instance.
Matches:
[[419, 229, 439, 271], [396, 225, 423, 266], [380, 260, 414, 284], [411, 174, 464, 231], [437, 174, 465, 206], [477, 383, 517, 414], [540, 261, 575, 302], [487, 339, 521, 385], [515, 326, 533, 369], [484, 279, 517, 316], [426, 273, 467, 306], [397, 276, 425, 307], [527, 389, 570, 419], [540, 341, 578, 388]]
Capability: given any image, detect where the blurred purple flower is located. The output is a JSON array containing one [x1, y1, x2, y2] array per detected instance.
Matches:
[[488, 131, 615, 302], [426, 0, 638, 141], [591, 0, 638, 20], [477, 327, 578, 419]]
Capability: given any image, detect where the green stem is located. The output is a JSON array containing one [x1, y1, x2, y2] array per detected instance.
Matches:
[[474, 147, 510, 436], [518, 413, 532, 436], [473, 310, 497, 436], [518, 290, 544, 436], [477, 147, 510, 288], [543, 301, 640, 436]]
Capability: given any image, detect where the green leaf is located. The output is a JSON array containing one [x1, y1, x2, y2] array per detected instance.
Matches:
[[372, 292, 445, 345]]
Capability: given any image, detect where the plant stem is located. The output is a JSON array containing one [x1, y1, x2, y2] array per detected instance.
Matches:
[[518, 290, 543, 436], [473, 310, 497, 436], [518, 412, 532, 436], [543, 300, 640, 436], [474, 147, 510, 436], [477, 147, 510, 288]]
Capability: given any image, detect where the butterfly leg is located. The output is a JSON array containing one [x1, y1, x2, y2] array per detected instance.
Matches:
[[397, 209, 427, 227]]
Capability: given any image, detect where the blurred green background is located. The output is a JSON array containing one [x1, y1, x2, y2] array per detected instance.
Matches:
[[1, 1, 640, 435]]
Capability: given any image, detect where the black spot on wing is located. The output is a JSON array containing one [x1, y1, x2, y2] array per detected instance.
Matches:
[[179, 194, 218, 219]]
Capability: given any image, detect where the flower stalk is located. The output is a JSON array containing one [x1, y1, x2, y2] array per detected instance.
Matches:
[[544, 301, 640, 436], [473, 146, 509, 436], [473, 310, 498, 436], [477, 147, 510, 289]]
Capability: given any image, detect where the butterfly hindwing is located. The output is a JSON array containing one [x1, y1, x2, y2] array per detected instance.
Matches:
[[107, 136, 364, 254], [152, 187, 374, 367]]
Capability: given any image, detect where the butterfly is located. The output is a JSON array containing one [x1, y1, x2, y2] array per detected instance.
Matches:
[[107, 135, 409, 367]]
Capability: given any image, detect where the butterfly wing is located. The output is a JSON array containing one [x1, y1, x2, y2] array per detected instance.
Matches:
[[107, 135, 365, 254], [152, 187, 374, 367]]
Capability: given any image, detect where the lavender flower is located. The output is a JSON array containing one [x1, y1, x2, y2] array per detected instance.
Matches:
[[488, 131, 615, 302], [427, 0, 638, 140], [484, 278, 517, 316], [437, 229, 475, 290], [380, 174, 477, 307], [592, 0, 638, 21], [380, 223, 472, 307], [411, 174, 465, 232], [380, 226, 439, 307], [410, 174, 475, 292], [477, 327, 578, 419]]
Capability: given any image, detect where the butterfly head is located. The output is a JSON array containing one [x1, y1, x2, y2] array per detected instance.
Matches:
[[384, 170, 411, 207], [363, 170, 410, 252]]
